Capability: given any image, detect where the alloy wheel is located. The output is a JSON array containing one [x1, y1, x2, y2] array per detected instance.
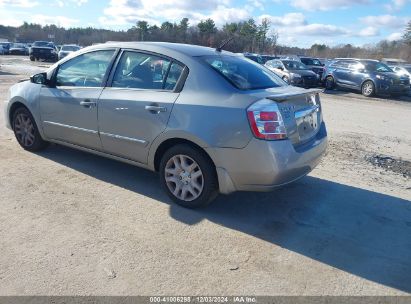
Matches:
[[14, 112, 35, 147], [164, 154, 204, 202], [362, 82, 374, 96]]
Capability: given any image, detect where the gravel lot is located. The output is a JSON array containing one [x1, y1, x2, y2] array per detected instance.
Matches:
[[0, 55, 410, 296]]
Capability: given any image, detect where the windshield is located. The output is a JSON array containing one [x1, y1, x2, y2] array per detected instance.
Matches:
[[202, 55, 285, 90], [12, 43, 25, 48], [301, 58, 322, 66], [62, 45, 80, 51], [405, 67, 411, 73], [282, 60, 308, 70], [364, 61, 393, 73]]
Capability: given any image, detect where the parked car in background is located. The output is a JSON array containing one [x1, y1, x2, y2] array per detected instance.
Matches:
[[4, 42, 327, 208], [29, 41, 58, 62], [381, 58, 407, 66], [9, 43, 29, 55], [323, 59, 410, 97], [391, 65, 411, 78], [299, 57, 325, 79], [242, 53, 264, 64], [58, 44, 81, 60], [265, 59, 320, 88], [0, 45, 5, 55], [0, 42, 11, 55], [261, 55, 278, 63]]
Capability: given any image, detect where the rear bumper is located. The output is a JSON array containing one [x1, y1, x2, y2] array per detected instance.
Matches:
[[291, 77, 319, 88], [30, 52, 57, 60], [209, 122, 327, 194]]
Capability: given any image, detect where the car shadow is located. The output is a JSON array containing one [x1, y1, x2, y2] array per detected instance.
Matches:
[[0, 71, 16, 76], [36, 144, 411, 292]]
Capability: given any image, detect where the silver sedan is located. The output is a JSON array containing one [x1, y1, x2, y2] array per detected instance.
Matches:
[[4, 42, 327, 208]]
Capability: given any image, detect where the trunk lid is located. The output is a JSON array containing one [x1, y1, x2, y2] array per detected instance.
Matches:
[[249, 87, 323, 146]]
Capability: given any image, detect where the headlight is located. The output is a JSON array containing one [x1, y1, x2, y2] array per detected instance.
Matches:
[[291, 73, 301, 78], [376, 74, 388, 81]]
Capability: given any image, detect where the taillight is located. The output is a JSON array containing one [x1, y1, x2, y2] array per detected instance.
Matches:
[[247, 99, 287, 140]]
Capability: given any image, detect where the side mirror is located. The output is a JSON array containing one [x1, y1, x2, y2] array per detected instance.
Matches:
[[30, 72, 48, 85], [278, 66, 284, 71]]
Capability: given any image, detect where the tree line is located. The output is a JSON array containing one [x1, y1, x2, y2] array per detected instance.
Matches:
[[1, 18, 410, 61]]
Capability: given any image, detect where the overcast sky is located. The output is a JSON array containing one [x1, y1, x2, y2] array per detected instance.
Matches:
[[0, 0, 410, 47]]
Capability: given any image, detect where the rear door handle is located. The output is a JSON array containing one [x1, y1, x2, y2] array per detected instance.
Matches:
[[80, 99, 96, 108], [145, 105, 167, 113]]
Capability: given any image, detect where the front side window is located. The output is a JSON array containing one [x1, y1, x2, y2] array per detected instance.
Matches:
[[364, 61, 393, 73], [202, 55, 285, 90], [56, 50, 115, 87], [112, 51, 183, 90]]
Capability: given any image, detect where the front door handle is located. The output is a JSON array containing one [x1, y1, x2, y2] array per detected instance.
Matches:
[[145, 105, 167, 113], [80, 99, 96, 108]]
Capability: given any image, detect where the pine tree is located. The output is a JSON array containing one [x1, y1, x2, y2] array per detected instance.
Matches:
[[404, 20, 411, 45]]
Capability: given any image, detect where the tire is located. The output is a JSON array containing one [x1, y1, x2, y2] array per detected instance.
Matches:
[[159, 144, 218, 208], [361, 80, 375, 97], [282, 76, 289, 84], [325, 76, 335, 90], [29, 55, 35, 61], [12, 107, 48, 152]]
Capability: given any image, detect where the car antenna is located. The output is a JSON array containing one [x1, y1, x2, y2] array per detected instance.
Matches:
[[216, 37, 234, 52]]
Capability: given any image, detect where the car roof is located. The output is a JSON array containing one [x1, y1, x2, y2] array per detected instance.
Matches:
[[91, 42, 233, 57]]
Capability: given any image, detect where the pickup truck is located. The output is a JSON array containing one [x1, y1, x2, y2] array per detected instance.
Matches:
[[29, 41, 58, 62]]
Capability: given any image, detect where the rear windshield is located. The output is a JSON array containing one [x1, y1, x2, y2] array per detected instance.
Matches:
[[33, 41, 53, 47], [202, 55, 285, 90], [62, 45, 80, 51], [245, 55, 264, 64], [300, 58, 322, 66], [282, 60, 308, 70]]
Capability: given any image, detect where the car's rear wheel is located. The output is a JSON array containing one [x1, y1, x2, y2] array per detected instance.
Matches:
[[282, 75, 289, 84], [159, 144, 218, 208], [362, 80, 375, 97], [29, 55, 35, 61], [325, 76, 335, 90], [12, 107, 48, 151]]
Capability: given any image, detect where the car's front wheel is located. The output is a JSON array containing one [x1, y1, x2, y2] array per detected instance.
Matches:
[[362, 80, 375, 97], [159, 144, 218, 208], [12, 107, 48, 151]]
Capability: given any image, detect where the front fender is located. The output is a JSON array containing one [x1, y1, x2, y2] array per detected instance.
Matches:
[[7, 81, 43, 136]]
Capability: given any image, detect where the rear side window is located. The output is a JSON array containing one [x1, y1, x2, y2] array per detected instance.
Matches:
[[111, 51, 182, 91], [56, 50, 115, 87], [164, 63, 184, 90], [202, 55, 285, 90]]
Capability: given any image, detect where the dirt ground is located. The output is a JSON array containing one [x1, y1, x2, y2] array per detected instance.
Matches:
[[0, 56, 410, 296]]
